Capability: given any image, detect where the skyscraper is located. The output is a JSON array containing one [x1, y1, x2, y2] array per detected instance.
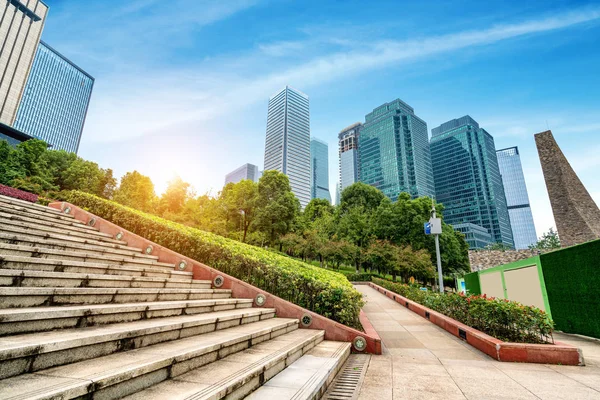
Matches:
[[224, 163, 260, 185], [0, 0, 48, 126], [14, 41, 94, 153], [359, 99, 435, 201], [263, 86, 311, 208], [496, 147, 537, 249], [338, 122, 361, 193], [310, 137, 331, 203], [430, 116, 514, 249]]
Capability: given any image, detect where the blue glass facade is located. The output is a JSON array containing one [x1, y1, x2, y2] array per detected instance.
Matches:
[[430, 116, 514, 249], [338, 122, 361, 193], [359, 99, 435, 201], [224, 163, 260, 185], [310, 137, 331, 203], [14, 41, 94, 153], [496, 147, 537, 249]]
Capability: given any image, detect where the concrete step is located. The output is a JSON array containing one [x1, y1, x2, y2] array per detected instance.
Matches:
[[0, 298, 253, 336], [0, 269, 208, 290], [246, 341, 352, 400], [0, 201, 92, 230], [0, 214, 119, 242], [0, 317, 298, 400], [122, 328, 326, 400], [0, 209, 109, 238], [0, 231, 157, 260], [0, 287, 232, 308], [0, 255, 190, 280], [0, 242, 173, 268], [0, 307, 278, 379], [0, 194, 69, 217]]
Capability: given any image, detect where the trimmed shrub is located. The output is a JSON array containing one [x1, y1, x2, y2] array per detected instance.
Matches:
[[0, 184, 38, 203], [344, 272, 374, 282], [58, 191, 364, 328], [373, 277, 554, 344]]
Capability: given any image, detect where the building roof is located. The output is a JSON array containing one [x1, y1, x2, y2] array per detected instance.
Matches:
[[39, 41, 95, 81], [0, 122, 36, 143]]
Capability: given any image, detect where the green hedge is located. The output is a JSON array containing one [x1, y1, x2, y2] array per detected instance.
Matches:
[[540, 239, 600, 339], [344, 272, 374, 282], [59, 191, 364, 328], [372, 278, 554, 343]]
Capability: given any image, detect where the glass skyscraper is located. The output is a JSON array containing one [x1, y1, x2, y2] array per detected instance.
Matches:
[[430, 116, 514, 249], [359, 99, 435, 201], [224, 163, 260, 185], [338, 122, 361, 193], [14, 41, 94, 153], [496, 147, 537, 249], [264, 86, 311, 208], [310, 137, 331, 203]]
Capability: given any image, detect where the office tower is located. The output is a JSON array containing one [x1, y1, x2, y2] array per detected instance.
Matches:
[[430, 116, 514, 249], [263, 86, 311, 208], [225, 163, 260, 185], [0, 0, 48, 125], [496, 147, 537, 249], [14, 41, 94, 153], [338, 122, 361, 193], [359, 99, 435, 201], [310, 137, 331, 203]]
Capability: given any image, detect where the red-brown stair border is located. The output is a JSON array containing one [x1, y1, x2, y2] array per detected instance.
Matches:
[[368, 282, 583, 365], [48, 201, 381, 354]]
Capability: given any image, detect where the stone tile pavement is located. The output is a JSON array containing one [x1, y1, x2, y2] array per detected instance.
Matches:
[[355, 285, 600, 400]]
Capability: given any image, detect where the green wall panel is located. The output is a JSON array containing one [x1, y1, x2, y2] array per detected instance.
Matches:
[[464, 271, 481, 295]]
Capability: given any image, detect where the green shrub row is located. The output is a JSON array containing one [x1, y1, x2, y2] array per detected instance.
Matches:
[[343, 272, 374, 282], [59, 191, 364, 328], [372, 278, 554, 344]]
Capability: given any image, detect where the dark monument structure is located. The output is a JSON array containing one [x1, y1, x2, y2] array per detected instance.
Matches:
[[535, 130, 600, 247]]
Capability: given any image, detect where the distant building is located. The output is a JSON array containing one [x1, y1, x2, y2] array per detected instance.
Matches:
[[224, 163, 260, 185], [0, 0, 48, 127], [310, 137, 331, 203], [338, 122, 361, 194], [430, 116, 514, 249], [359, 99, 435, 201], [263, 86, 311, 208], [496, 147, 537, 249], [14, 41, 94, 153], [0, 122, 35, 147]]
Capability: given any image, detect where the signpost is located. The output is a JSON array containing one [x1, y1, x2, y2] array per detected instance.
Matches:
[[424, 202, 444, 293]]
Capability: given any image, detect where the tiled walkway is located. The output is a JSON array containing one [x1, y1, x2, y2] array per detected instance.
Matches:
[[355, 285, 600, 400]]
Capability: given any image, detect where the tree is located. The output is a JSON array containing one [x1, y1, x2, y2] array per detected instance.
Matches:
[[339, 182, 385, 214], [158, 176, 191, 216], [254, 170, 300, 246], [113, 171, 156, 212], [221, 180, 258, 242], [530, 228, 561, 250]]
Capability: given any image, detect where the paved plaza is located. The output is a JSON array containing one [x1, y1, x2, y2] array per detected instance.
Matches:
[[355, 285, 600, 400]]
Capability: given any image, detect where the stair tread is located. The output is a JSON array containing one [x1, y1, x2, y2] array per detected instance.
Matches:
[[0, 195, 68, 216], [245, 341, 351, 400], [0, 318, 298, 400], [0, 204, 90, 228], [0, 217, 124, 243], [0, 224, 134, 248], [0, 307, 276, 359], [0, 286, 228, 294]]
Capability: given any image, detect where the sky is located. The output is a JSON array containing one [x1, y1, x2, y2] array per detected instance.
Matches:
[[41, 0, 600, 238]]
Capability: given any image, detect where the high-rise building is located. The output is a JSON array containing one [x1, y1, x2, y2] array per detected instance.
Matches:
[[310, 137, 331, 203], [430, 116, 514, 249], [224, 163, 260, 185], [496, 147, 537, 249], [359, 99, 435, 201], [338, 122, 361, 193], [13, 41, 94, 153], [263, 86, 311, 208], [0, 0, 48, 126]]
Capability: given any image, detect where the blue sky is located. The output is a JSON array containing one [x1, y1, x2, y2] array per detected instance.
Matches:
[[42, 0, 600, 237]]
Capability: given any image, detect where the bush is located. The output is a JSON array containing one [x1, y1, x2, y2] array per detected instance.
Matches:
[[0, 184, 38, 203], [58, 191, 364, 328], [344, 272, 374, 282], [372, 277, 554, 344]]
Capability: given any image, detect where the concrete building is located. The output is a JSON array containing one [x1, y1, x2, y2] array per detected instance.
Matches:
[[263, 86, 311, 208], [359, 99, 435, 201], [310, 137, 331, 203], [224, 163, 260, 185], [0, 0, 48, 126], [430, 116, 514, 249], [535, 130, 600, 247], [14, 41, 94, 153], [496, 146, 537, 249], [338, 122, 361, 195]]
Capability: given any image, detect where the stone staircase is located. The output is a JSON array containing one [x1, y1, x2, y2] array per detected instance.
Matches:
[[0, 194, 350, 400]]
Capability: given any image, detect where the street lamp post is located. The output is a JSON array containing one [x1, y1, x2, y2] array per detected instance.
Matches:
[[424, 202, 444, 293]]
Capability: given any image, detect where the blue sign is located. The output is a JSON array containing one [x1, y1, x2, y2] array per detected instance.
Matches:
[[424, 222, 431, 235]]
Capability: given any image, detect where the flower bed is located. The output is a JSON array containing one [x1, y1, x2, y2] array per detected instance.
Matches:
[[0, 184, 38, 203], [57, 191, 364, 328], [372, 277, 553, 344]]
